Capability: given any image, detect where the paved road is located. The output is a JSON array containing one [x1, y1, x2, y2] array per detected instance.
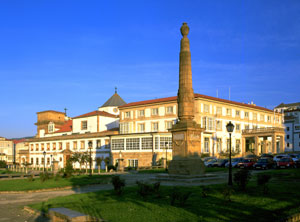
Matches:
[[0, 172, 228, 222]]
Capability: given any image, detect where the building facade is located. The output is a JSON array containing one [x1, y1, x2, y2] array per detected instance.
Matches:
[[275, 102, 300, 152], [110, 93, 285, 167], [0, 137, 14, 165]]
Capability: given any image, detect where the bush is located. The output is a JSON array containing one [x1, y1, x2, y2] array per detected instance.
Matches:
[[201, 186, 210, 198], [0, 160, 7, 168], [257, 174, 272, 194], [54, 173, 61, 181], [234, 169, 251, 191], [108, 165, 116, 172], [170, 188, 192, 206], [40, 172, 51, 182], [64, 160, 74, 178], [222, 186, 234, 202], [136, 181, 161, 198], [111, 176, 125, 195], [27, 174, 35, 182]]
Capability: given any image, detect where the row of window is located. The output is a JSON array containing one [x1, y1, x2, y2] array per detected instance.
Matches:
[[30, 157, 63, 165], [124, 106, 174, 119], [112, 137, 172, 151], [203, 138, 241, 153], [286, 134, 300, 140], [203, 104, 277, 122], [286, 126, 300, 131], [30, 139, 110, 152], [202, 117, 259, 132], [120, 120, 175, 134]]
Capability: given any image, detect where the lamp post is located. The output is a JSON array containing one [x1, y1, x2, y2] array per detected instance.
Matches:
[[165, 142, 169, 170], [88, 141, 93, 176], [226, 121, 235, 186], [50, 154, 53, 171], [43, 151, 46, 172]]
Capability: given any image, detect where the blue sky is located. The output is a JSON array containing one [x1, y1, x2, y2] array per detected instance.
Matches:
[[1, 0, 299, 138]]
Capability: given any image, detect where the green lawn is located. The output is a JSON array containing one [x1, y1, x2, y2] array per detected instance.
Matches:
[[0, 174, 111, 191], [30, 169, 300, 222]]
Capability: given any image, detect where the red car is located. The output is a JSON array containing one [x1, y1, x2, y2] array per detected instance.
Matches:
[[276, 157, 295, 169], [238, 158, 256, 169]]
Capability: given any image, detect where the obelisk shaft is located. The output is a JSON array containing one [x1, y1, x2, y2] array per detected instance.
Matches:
[[177, 23, 194, 122]]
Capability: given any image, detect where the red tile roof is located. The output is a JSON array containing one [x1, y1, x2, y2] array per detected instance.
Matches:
[[119, 93, 273, 112], [12, 138, 26, 144], [73, 110, 118, 119], [55, 120, 72, 133]]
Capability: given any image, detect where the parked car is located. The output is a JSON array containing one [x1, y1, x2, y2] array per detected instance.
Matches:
[[238, 158, 256, 169], [212, 159, 228, 167], [273, 154, 289, 162], [245, 154, 259, 160], [288, 154, 299, 162], [260, 153, 274, 159], [276, 157, 295, 169], [253, 158, 274, 170], [204, 158, 217, 167], [225, 158, 244, 168]]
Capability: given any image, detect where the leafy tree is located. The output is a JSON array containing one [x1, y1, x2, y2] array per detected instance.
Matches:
[[70, 152, 82, 170], [104, 157, 110, 172], [95, 157, 104, 174]]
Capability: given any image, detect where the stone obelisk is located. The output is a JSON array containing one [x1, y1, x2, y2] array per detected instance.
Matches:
[[168, 23, 205, 175]]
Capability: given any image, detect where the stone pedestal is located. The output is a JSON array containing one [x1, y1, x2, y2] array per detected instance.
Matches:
[[117, 159, 124, 172], [52, 160, 59, 174], [169, 121, 205, 175]]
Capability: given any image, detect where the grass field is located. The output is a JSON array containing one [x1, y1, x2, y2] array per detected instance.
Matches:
[[0, 174, 112, 191], [0, 169, 18, 174], [30, 169, 300, 222]]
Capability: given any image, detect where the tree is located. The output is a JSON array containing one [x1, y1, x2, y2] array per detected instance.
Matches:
[[95, 157, 104, 174], [70, 152, 81, 170], [104, 157, 110, 172]]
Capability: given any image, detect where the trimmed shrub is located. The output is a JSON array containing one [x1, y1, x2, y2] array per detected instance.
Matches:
[[234, 168, 251, 191], [27, 174, 34, 182], [222, 186, 234, 202], [257, 174, 272, 194], [64, 160, 74, 178], [136, 181, 160, 198], [201, 186, 210, 198], [111, 175, 125, 195], [40, 172, 50, 182], [0, 160, 7, 168], [170, 188, 192, 206], [108, 165, 116, 172]]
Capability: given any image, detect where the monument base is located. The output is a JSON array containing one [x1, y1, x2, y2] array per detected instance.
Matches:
[[168, 157, 205, 175]]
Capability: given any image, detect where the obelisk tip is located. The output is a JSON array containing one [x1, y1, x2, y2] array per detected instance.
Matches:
[[180, 22, 189, 37]]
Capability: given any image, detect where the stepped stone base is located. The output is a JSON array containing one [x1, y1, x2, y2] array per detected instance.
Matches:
[[168, 157, 205, 175], [154, 173, 223, 184]]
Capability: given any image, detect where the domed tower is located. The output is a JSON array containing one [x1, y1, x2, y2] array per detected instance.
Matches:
[[98, 87, 126, 115]]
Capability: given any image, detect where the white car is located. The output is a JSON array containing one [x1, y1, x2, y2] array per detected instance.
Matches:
[[273, 154, 289, 162]]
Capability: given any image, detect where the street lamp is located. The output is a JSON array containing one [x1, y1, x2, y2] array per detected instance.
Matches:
[[226, 121, 235, 186], [88, 141, 93, 176], [50, 154, 53, 171], [43, 151, 46, 172], [165, 142, 169, 170]]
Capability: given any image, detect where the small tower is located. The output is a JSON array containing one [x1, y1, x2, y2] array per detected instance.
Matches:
[[98, 88, 126, 115]]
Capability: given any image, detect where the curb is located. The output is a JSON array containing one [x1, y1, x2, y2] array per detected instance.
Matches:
[[0, 186, 74, 194]]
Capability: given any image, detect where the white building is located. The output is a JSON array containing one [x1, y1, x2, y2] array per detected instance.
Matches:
[[275, 102, 300, 152]]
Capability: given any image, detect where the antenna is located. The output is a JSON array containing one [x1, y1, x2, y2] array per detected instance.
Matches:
[[216, 89, 218, 98], [64, 108, 67, 116], [115, 87, 117, 94]]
